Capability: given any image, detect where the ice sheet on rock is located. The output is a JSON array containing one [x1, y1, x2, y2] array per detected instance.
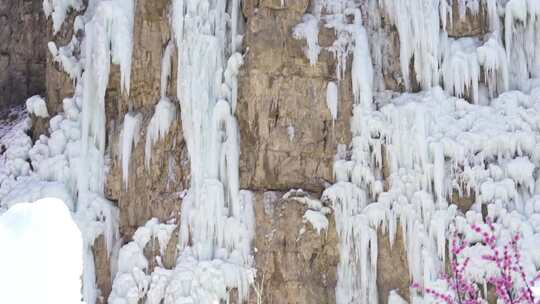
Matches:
[[160, 41, 175, 99], [299, 1, 540, 303], [327, 82, 339, 121], [328, 85, 540, 301], [351, 11, 374, 108]]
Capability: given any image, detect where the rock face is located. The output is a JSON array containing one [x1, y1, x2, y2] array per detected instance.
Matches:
[[250, 192, 340, 303], [446, 0, 489, 38], [238, 0, 353, 194], [103, 0, 190, 240], [0, 0, 46, 109], [377, 227, 410, 304]]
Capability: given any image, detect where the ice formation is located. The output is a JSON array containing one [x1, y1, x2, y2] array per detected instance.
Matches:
[[144, 97, 176, 168], [120, 112, 142, 188], [327, 81, 339, 120], [109, 218, 176, 304], [145, 41, 177, 167], [25, 95, 49, 118], [291, 0, 540, 303], [283, 189, 331, 235], [293, 14, 321, 66], [42, 0, 83, 33], [0, 198, 83, 304], [110, 0, 256, 302], [168, 0, 256, 300], [323, 84, 540, 302]]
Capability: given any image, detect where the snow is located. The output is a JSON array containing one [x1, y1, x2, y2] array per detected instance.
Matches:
[[0, 198, 83, 304], [26, 95, 49, 118]]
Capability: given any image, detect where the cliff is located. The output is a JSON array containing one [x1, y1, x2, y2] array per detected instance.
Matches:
[[1, 0, 539, 303]]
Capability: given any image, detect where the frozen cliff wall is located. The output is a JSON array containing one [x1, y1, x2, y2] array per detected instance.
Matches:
[[1, 0, 540, 303]]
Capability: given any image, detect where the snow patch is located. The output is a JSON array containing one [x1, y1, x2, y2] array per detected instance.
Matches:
[[0, 198, 83, 304]]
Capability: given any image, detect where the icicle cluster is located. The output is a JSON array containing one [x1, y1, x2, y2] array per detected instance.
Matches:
[[170, 0, 256, 300], [292, 0, 540, 303], [110, 0, 255, 302]]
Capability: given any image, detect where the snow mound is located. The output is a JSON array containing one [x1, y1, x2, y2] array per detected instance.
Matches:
[[0, 198, 83, 304]]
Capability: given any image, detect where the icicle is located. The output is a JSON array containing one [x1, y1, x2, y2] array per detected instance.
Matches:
[[160, 41, 174, 99], [351, 9, 374, 108], [42, 0, 83, 33], [79, 0, 135, 197], [159, 0, 256, 301], [326, 81, 339, 121], [120, 112, 142, 189], [144, 98, 176, 167], [378, 0, 441, 90]]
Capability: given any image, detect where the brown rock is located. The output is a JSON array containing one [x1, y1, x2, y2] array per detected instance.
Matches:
[[104, 0, 189, 240], [446, 0, 490, 38], [143, 224, 180, 271], [238, 5, 352, 193], [0, 0, 46, 110], [92, 234, 112, 304], [250, 191, 339, 303], [377, 226, 411, 304]]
